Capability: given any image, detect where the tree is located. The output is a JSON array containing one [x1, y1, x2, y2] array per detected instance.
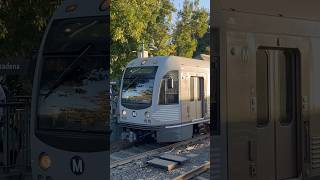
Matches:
[[110, 0, 175, 79], [173, 0, 209, 58], [0, 0, 61, 57], [194, 29, 210, 57]]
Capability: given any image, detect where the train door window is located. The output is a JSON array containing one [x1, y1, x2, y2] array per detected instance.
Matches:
[[278, 51, 294, 125], [198, 77, 204, 101], [190, 77, 195, 101], [198, 77, 205, 117], [159, 70, 179, 105], [256, 49, 269, 127]]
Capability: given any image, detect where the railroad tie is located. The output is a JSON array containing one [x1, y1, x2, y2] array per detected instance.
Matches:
[[147, 158, 178, 171], [147, 154, 188, 171]]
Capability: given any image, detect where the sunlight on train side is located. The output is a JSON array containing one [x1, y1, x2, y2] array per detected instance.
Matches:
[[118, 56, 210, 143]]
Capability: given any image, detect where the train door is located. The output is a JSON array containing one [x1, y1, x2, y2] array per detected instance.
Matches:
[[256, 48, 300, 180], [189, 76, 205, 120]]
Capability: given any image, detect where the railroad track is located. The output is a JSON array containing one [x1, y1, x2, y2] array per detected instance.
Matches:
[[110, 134, 209, 169], [173, 161, 210, 180]]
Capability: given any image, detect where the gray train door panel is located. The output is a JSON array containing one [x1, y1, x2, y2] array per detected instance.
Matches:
[[188, 77, 203, 119], [227, 32, 308, 180], [308, 38, 320, 178], [181, 72, 190, 122], [180, 72, 207, 123], [227, 31, 257, 180], [256, 49, 299, 180]]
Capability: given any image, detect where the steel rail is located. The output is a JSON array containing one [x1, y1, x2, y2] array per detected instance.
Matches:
[[110, 134, 209, 169], [173, 161, 210, 180]]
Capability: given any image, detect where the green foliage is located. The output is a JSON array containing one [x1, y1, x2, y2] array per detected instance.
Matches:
[[0, 0, 60, 57], [111, 0, 176, 79], [194, 30, 210, 57], [173, 0, 209, 58], [0, 0, 209, 80]]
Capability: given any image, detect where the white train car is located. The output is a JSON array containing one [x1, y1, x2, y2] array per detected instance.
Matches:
[[30, 0, 108, 180], [212, 0, 320, 180], [118, 56, 210, 142]]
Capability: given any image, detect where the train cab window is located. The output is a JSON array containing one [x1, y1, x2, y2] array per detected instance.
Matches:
[[256, 49, 269, 127], [159, 71, 179, 105], [37, 55, 108, 133], [121, 66, 158, 110]]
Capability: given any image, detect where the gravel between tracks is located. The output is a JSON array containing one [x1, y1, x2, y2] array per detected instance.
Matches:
[[110, 137, 210, 180]]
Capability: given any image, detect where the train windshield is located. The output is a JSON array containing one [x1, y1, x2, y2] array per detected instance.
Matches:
[[37, 16, 108, 133], [43, 16, 107, 54], [121, 66, 158, 110]]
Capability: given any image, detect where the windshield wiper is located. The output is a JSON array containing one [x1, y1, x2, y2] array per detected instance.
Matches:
[[122, 76, 139, 91], [69, 20, 98, 38], [44, 44, 93, 99]]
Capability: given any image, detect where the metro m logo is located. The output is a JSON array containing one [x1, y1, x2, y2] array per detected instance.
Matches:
[[70, 156, 85, 175]]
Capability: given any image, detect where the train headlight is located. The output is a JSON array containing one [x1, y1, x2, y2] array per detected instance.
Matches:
[[122, 110, 127, 116], [39, 153, 51, 170], [145, 111, 150, 119]]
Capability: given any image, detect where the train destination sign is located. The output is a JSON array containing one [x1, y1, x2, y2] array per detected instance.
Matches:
[[0, 63, 20, 71], [0, 58, 34, 75]]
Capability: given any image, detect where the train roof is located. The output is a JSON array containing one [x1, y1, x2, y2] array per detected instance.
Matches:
[[52, 0, 108, 19], [214, 0, 320, 22], [127, 56, 210, 69], [213, 0, 320, 37]]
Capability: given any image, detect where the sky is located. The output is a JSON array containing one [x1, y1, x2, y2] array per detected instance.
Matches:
[[171, 0, 210, 23], [172, 0, 210, 11]]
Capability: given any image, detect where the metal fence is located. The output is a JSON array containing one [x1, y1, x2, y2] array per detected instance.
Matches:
[[0, 96, 31, 177]]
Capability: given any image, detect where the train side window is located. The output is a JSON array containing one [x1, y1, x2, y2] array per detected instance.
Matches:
[[256, 49, 269, 127], [159, 71, 179, 105], [190, 77, 195, 101], [159, 80, 166, 104]]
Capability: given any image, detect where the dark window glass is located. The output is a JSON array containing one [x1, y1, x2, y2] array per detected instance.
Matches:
[[190, 77, 195, 101], [159, 80, 166, 104], [44, 16, 108, 54], [121, 66, 158, 110], [256, 49, 269, 127], [279, 51, 294, 125], [37, 54, 108, 133], [198, 77, 204, 101], [159, 71, 179, 105]]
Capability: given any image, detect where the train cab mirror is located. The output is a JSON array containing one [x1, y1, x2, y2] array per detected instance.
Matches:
[[167, 78, 174, 89]]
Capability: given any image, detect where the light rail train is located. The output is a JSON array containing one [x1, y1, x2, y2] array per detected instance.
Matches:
[[30, 0, 108, 179], [118, 56, 210, 143], [212, 0, 320, 180]]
